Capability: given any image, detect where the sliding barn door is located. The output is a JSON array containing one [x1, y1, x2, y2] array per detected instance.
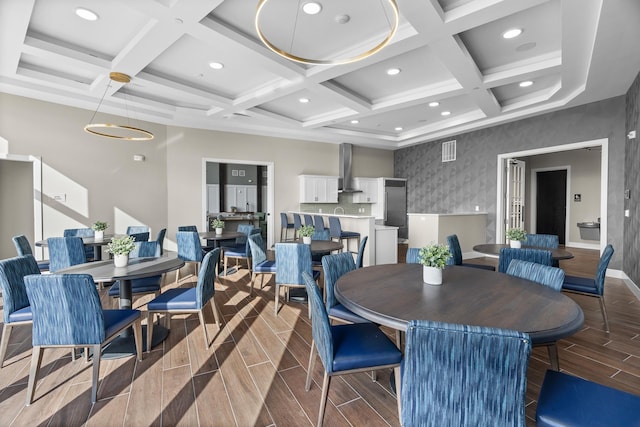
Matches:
[[505, 159, 526, 240]]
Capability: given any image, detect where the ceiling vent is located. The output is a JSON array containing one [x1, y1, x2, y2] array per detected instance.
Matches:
[[442, 140, 456, 162]]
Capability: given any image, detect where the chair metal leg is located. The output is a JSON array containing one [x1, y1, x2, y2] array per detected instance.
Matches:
[[198, 309, 210, 349], [547, 343, 559, 371], [599, 295, 610, 333], [146, 312, 154, 352], [394, 366, 402, 422], [250, 273, 256, 295], [0, 323, 13, 367], [317, 373, 331, 427], [132, 319, 143, 361], [305, 340, 317, 391], [91, 344, 101, 403], [274, 284, 280, 316], [211, 299, 221, 330], [26, 346, 43, 405]]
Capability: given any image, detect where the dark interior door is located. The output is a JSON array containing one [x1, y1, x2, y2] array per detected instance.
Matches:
[[536, 170, 567, 244]]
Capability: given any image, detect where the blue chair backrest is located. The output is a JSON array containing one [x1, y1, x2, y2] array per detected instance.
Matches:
[[25, 274, 105, 345], [304, 214, 313, 226], [293, 214, 302, 230], [312, 229, 330, 241], [356, 236, 368, 268], [280, 213, 291, 227], [446, 234, 463, 265], [594, 244, 614, 294], [506, 259, 565, 291], [63, 228, 94, 260], [322, 252, 356, 310], [302, 271, 334, 374], [275, 243, 312, 285], [155, 228, 167, 255], [12, 235, 33, 256], [406, 247, 421, 264], [126, 226, 149, 235], [314, 215, 325, 231], [178, 225, 198, 233], [498, 248, 552, 273], [48, 237, 87, 272], [0, 255, 40, 323], [328, 217, 342, 238], [128, 232, 149, 242], [236, 224, 254, 244], [248, 233, 267, 267], [176, 231, 204, 262], [196, 248, 220, 309], [525, 234, 559, 249], [401, 320, 531, 426], [130, 241, 161, 258]]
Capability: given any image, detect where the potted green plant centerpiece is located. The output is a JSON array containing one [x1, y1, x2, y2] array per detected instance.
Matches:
[[418, 242, 452, 285], [506, 228, 526, 248], [92, 221, 108, 240], [211, 218, 225, 234], [299, 224, 315, 244], [107, 235, 136, 267]]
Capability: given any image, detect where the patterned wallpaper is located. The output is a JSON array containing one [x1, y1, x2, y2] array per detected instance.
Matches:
[[624, 71, 640, 284], [395, 97, 626, 270]]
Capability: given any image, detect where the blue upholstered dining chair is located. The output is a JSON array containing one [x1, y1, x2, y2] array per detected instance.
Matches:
[[525, 233, 560, 266], [313, 215, 326, 232], [108, 241, 163, 301], [63, 227, 95, 261], [506, 259, 565, 370], [355, 235, 368, 268], [24, 273, 143, 404], [498, 247, 552, 273], [175, 231, 205, 284], [126, 225, 150, 235], [274, 243, 320, 316], [562, 244, 614, 332], [128, 232, 149, 242], [328, 216, 360, 253], [536, 369, 640, 427], [311, 228, 331, 267], [302, 271, 402, 427], [0, 255, 40, 368], [146, 249, 221, 351], [247, 233, 276, 295], [405, 247, 420, 264], [155, 228, 167, 255], [293, 213, 302, 240], [222, 228, 261, 276], [303, 214, 314, 226], [446, 234, 495, 271], [322, 252, 369, 324], [280, 212, 295, 241], [178, 224, 215, 252], [12, 234, 49, 271], [47, 236, 87, 272], [401, 320, 531, 427]]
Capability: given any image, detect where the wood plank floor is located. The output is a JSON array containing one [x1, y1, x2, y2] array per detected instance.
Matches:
[[0, 247, 638, 426]]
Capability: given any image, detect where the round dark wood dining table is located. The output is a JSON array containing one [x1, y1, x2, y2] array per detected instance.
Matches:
[[472, 243, 574, 260], [35, 234, 115, 261], [199, 230, 244, 246], [335, 263, 584, 344]]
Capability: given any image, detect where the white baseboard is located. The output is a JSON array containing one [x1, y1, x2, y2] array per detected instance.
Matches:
[[566, 241, 600, 250], [612, 269, 640, 301]]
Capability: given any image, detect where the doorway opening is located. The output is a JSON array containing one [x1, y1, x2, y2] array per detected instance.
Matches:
[[532, 167, 569, 245]]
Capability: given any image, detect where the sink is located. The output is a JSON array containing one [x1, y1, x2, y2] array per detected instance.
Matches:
[[577, 222, 600, 228]]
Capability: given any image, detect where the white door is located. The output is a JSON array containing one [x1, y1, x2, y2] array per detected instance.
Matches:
[[505, 159, 526, 240], [207, 184, 220, 214]]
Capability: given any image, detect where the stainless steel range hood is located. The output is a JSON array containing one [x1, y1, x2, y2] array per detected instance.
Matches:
[[338, 143, 362, 193]]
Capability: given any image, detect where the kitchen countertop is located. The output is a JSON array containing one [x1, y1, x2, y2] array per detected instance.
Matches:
[[407, 212, 487, 216], [292, 211, 374, 219]]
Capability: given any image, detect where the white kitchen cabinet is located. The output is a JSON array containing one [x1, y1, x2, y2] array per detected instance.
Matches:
[[224, 184, 258, 212], [352, 177, 378, 203], [299, 175, 339, 203], [207, 184, 220, 214]]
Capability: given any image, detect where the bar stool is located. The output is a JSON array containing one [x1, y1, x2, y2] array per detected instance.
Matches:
[[280, 213, 295, 241], [292, 213, 302, 240], [328, 216, 360, 253]]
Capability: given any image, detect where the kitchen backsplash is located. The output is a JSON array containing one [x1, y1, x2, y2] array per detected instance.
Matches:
[[300, 193, 372, 216]]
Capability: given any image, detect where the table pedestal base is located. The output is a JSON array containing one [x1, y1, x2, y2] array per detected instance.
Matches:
[[102, 324, 168, 359]]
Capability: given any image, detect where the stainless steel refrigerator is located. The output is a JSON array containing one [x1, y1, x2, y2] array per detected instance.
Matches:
[[382, 178, 408, 239]]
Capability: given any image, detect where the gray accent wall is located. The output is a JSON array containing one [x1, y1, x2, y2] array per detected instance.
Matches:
[[625, 71, 640, 284], [395, 96, 626, 270]]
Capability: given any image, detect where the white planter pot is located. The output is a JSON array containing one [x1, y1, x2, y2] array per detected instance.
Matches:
[[114, 254, 129, 268], [510, 240, 522, 248], [215, 228, 223, 235], [302, 236, 312, 244], [94, 230, 104, 240], [423, 266, 443, 285]]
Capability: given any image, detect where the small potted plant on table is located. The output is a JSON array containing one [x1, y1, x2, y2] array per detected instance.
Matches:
[[92, 221, 108, 240], [299, 225, 315, 245], [107, 235, 136, 267], [211, 218, 225, 234], [418, 242, 452, 285], [506, 228, 526, 248]]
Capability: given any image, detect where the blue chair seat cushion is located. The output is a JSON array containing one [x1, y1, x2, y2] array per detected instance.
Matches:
[[108, 277, 161, 297], [8, 305, 32, 323], [147, 288, 199, 311], [254, 260, 276, 273], [562, 275, 598, 294], [328, 304, 370, 324], [330, 323, 401, 372], [223, 246, 248, 257], [37, 260, 50, 271], [103, 309, 141, 339], [461, 262, 495, 271], [536, 370, 640, 427], [339, 231, 360, 238]]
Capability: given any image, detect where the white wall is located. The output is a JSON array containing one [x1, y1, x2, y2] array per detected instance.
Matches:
[[0, 158, 33, 258]]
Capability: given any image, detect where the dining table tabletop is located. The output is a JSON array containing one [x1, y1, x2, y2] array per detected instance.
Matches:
[[335, 263, 584, 344], [275, 239, 344, 254], [472, 243, 574, 260]]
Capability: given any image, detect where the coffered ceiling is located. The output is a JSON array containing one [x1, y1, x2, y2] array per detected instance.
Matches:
[[1, 0, 639, 149]]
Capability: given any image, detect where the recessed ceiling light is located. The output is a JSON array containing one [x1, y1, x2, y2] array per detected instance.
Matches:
[[428, 101, 439, 107], [299, 98, 310, 103], [386, 68, 401, 76], [395, 127, 403, 131], [502, 28, 523, 39], [75, 7, 99, 21], [209, 62, 224, 70], [441, 111, 451, 116], [351, 120, 359, 124], [519, 80, 533, 87], [302, 2, 322, 15]]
